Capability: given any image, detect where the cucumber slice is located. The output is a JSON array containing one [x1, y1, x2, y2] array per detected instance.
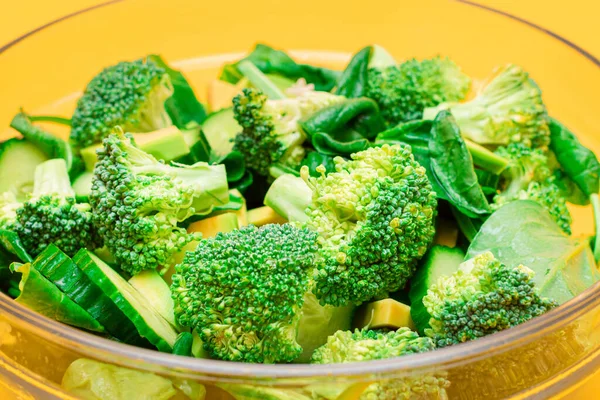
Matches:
[[202, 108, 241, 158], [409, 245, 465, 334], [0, 138, 49, 199], [129, 269, 177, 328], [73, 249, 178, 352], [11, 262, 104, 332], [34, 245, 148, 347], [73, 171, 93, 202], [172, 332, 193, 356]]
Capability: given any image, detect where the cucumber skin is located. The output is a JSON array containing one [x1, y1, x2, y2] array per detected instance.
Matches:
[[34, 245, 149, 347], [409, 246, 465, 335], [13, 262, 104, 332], [172, 332, 194, 356], [74, 249, 177, 352]]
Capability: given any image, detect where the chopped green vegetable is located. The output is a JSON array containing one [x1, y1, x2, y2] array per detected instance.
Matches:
[[468, 200, 600, 304], [424, 64, 550, 149], [89, 129, 229, 275], [70, 58, 174, 149], [12, 262, 104, 332]]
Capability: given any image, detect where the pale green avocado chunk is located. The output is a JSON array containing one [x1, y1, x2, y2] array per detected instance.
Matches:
[[80, 126, 191, 171], [129, 269, 177, 328]]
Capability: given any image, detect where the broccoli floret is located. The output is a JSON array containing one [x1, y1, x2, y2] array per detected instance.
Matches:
[[422, 252, 557, 348], [0, 192, 20, 230], [304, 145, 437, 306], [424, 64, 550, 149], [171, 224, 318, 363], [89, 129, 229, 275], [311, 328, 448, 400], [232, 87, 345, 176], [70, 58, 174, 149], [14, 159, 102, 257], [366, 45, 470, 126], [492, 143, 572, 233], [266, 145, 437, 306]]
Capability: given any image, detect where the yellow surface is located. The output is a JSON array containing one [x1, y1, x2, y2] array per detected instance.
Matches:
[[0, 1, 600, 399]]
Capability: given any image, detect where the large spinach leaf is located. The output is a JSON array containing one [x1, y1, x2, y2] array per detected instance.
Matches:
[[335, 46, 372, 98], [300, 98, 385, 156], [428, 112, 491, 217], [148, 55, 208, 127], [549, 118, 600, 198], [375, 113, 490, 218], [467, 200, 600, 305], [219, 44, 340, 92]]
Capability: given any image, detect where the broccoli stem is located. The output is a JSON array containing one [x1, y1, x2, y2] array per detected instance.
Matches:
[[27, 115, 72, 126], [237, 60, 286, 100], [465, 139, 509, 175], [264, 173, 312, 223], [591, 193, 600, 263], [32, 159, 75, 198]]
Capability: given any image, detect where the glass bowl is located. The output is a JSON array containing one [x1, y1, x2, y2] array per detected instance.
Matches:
[[1, 0, 600, 399]]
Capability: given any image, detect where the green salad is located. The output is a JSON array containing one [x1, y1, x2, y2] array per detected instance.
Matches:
[[1, 43, 600, 400]]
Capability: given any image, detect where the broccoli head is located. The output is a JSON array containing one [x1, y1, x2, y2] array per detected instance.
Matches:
[[14, 159, 102, 257], [0, 192, 20, 231], [304, 144, 437, 306], [232, 87, 345, 176], [311, 328, 448, 400], [171, 224, 318, 363], [492, 143, 571, 233], [366, 45, 470, 126], [422, 252, 557, 348], [90, 129, 229, 275], [70, 58, 174, 149], [424, 64, 550, 149]]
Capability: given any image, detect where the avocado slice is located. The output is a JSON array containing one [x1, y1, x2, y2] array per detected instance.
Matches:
[[80, 126, 191, 171]]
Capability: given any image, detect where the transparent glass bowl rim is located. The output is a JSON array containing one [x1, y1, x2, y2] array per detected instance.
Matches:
[[1, 0, 600, 382]]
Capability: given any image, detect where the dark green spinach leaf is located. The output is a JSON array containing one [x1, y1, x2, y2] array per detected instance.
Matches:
[[549, 118, 600, 198], [219, 44, 340, 92], [375, 113, 490, 218], [428, 111, 491, 218], [300, 98, 385, 156], [335, 46, 372, 98], [300, 151, 337, 177], [148, 55, 208, 127]]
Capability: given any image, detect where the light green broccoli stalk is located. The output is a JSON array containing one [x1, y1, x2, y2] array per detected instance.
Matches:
[[423, 64, 550, 149], [171, 224, 319, 363], [311, 328, 448, 400], [493, 143, 571, 233], [0, 192, 20, 231], [70, 58, 174, 149], [89, 129, 229, 275], [232, 87, 345, 177], [422, 252, 557, 348], [366, 45, 471, 126], [14, 159, 102, 257]]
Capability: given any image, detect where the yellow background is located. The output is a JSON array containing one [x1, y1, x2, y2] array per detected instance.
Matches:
[[1, 0, 599, 59]]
